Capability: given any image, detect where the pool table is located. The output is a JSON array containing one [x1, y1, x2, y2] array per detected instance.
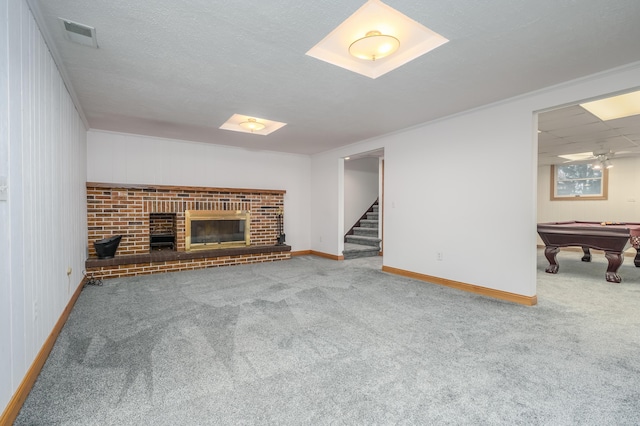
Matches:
[[537, 221, 640, 283]]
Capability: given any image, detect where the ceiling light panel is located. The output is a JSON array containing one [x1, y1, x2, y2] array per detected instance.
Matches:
[[557, 152, 595, 161], [220, 114, 287, 136], [580, 90, 640, 121], [306, 0, 448, 79]]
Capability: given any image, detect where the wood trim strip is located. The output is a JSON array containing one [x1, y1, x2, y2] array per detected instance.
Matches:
[[289, 250, 344, 260], [232, 249, 358, 260], [0, 277, 87, 425], [382, 265, 537, 306], [86, 182, 286, 195], [381, 159, 384, 254], [310, 250, 344, 261]]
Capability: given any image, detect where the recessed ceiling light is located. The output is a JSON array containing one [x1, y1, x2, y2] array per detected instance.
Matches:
[[349, 30, 400, 61], [580, 90, 640, 121], [220, 114, 287, 136], [306, 0, 448, 79], [557, 152, 594, 162], [239, 118, 266, 132]]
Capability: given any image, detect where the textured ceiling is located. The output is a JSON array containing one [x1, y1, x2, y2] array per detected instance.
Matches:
[[27, 0, 640, 156]]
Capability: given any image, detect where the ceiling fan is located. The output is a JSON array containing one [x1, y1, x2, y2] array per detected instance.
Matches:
[[588, 149, 615, 169], [588, 144, 640, 167], [560, 147, 640, 168]]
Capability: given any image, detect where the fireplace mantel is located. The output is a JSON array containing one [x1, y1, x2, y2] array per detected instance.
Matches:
[[86, 182, 286, 195]]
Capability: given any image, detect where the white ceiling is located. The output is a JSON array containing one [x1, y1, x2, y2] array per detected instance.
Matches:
[[27, 0, 640, 156]]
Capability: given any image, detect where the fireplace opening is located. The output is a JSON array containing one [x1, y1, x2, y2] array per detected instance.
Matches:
[[149, 213, 176, 251], [185, 210, 250, 251]]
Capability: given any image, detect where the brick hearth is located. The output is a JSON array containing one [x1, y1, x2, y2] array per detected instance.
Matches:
[[85, 182, 290, 278]]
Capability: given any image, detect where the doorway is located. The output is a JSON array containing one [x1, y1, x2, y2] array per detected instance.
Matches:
[[342, 149, 384, 259]]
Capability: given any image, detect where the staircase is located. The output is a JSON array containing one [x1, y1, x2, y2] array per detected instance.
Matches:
[[343, 201, 381, 259]]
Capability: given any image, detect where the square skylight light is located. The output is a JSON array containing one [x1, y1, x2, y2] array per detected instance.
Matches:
[[219, 114, 287, 136], [306, 0, 449, 79], [580, 90, 640, 121], [557, 152, 594, 162]]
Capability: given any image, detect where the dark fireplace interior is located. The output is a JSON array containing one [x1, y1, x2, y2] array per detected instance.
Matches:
[[191, 219, 245, 245], [149, 213, 176, 251]]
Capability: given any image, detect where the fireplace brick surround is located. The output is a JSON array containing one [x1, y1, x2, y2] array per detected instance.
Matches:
[[85, 183, 290, 279]]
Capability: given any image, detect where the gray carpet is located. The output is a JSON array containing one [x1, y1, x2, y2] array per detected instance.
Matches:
[[14, 250, 640, 425]]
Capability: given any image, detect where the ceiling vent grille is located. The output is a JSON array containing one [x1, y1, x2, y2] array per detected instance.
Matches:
[[58, 18, 98, 48]]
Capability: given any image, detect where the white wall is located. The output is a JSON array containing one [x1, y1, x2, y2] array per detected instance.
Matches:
[[86, 130, 311, 251], [310, 61, 640, 298], [344, 157, 379, 234], [0, 0, 10, 412], [310, 155, 341, 254], [382, 103, 537, 295], [1, 0, 87, 413]]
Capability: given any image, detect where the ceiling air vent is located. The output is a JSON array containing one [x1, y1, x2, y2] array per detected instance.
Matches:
[[58, 18, 98, 48]]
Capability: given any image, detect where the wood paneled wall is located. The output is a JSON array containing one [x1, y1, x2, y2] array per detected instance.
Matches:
[[1, 0, 87, 416]]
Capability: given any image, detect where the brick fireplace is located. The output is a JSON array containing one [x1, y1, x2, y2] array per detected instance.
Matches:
[[85, 183, 290, 279]]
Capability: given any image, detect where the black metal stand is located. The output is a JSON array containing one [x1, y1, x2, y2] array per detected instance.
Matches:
[[276, 210, 286, 245]]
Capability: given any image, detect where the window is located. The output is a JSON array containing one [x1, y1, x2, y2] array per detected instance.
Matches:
[[550, 164, 608, 200]]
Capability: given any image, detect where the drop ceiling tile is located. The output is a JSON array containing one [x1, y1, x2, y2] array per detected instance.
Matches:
[[560, 129, 623, 143], [626, 133, 640, 141], [538, 105, 587, 122], [548, 122, 610, 138], [538, 111, 599, 131], [605, 115, 640, 129]]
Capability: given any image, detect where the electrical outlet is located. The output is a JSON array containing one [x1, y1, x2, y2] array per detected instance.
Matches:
[[436, 252, 443, 261]]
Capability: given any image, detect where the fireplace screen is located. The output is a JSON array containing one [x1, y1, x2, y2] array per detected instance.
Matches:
[[185, 210, 250, 250]]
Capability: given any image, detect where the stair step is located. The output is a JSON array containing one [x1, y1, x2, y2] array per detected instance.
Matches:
[[366, 212, 379, 220], [345, 235, 381, 247], [343, 242, 380, 259], [353, 227, 378, 237], [343, 248, 380, 259], [372, 205, 379, 212], [360, 219, 378, 228]]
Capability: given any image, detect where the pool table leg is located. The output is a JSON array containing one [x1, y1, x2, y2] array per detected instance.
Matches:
[[635, 249, 640, 267], [604, 251, 623, 283], [581, 247, 591, 262], [544, 246, 560, 274]]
